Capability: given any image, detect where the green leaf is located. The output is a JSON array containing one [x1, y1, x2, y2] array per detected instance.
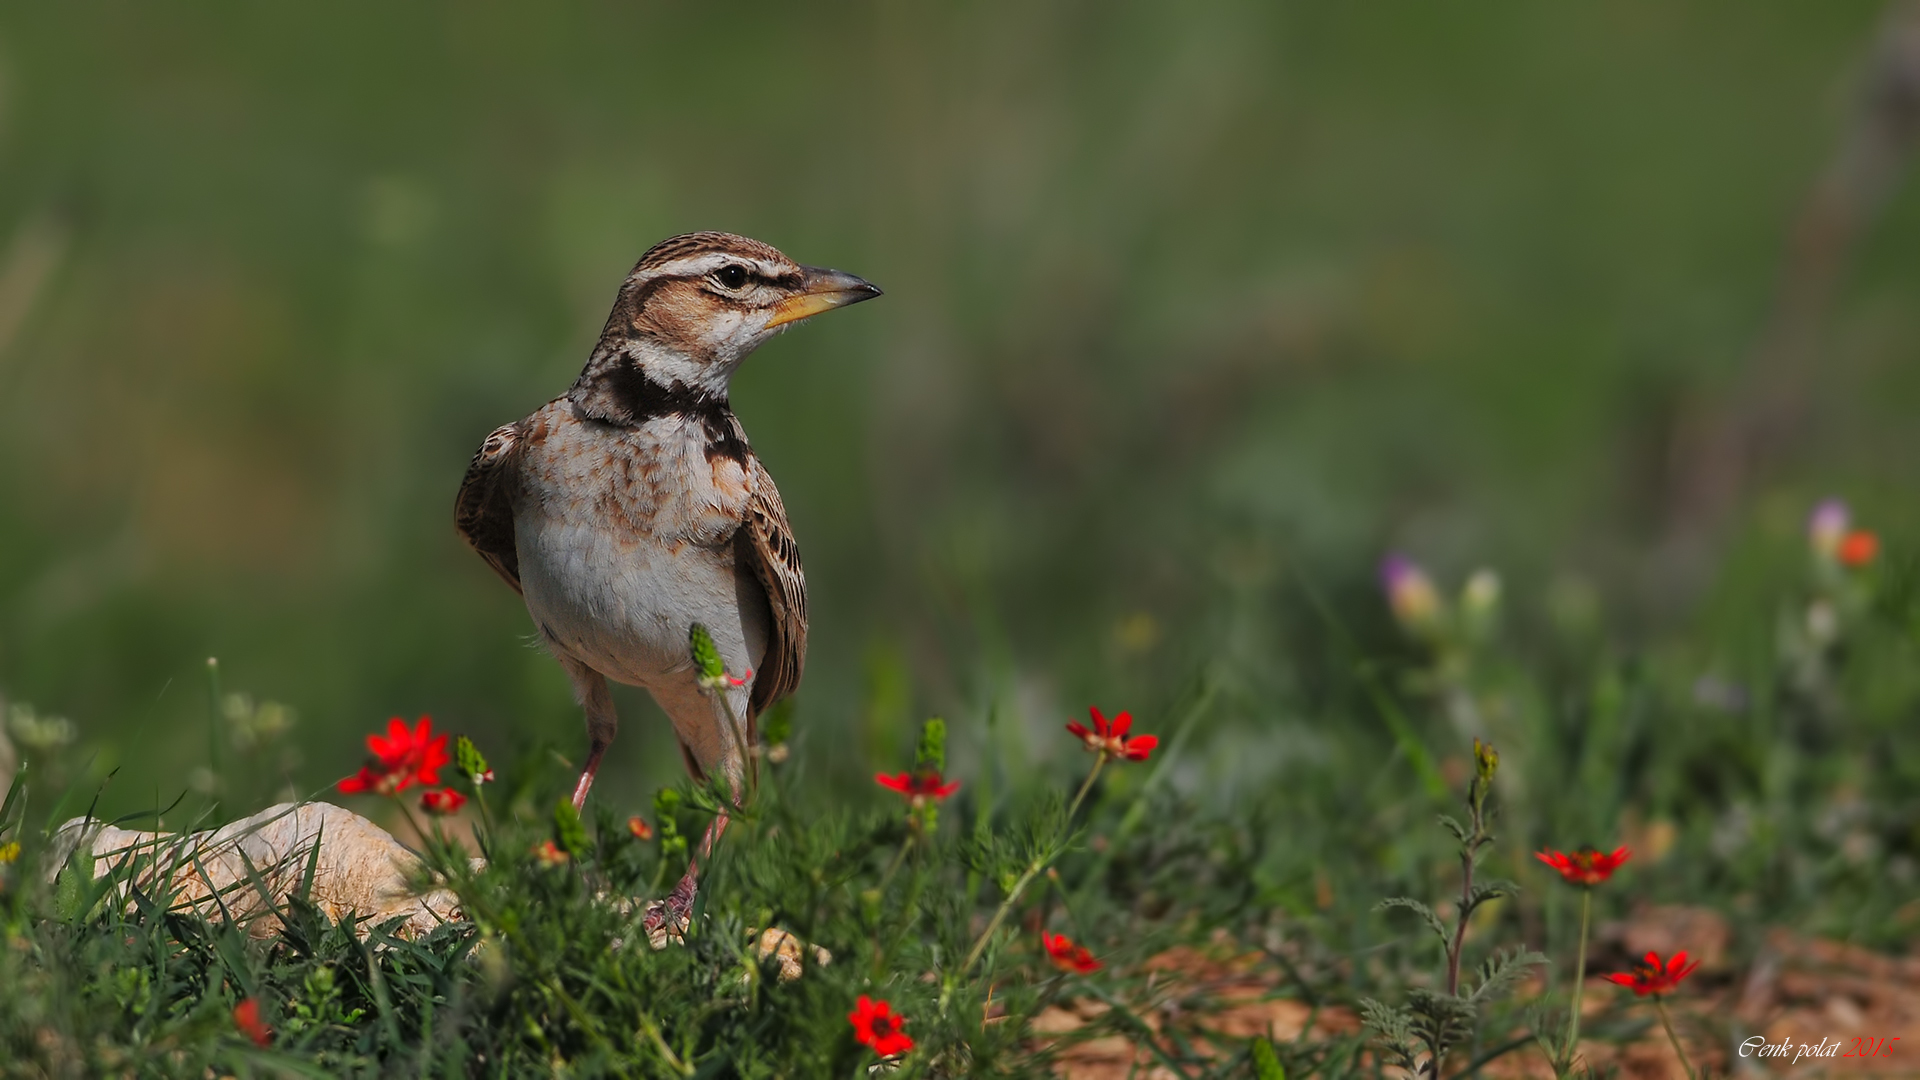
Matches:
[[1468, 947, 1550, 1004], [54, 846, 92, 924], [1406, 988, 1477, 1066], [1377, 895, 1449, 945], [1251, 1036, 1287, 1080], [1358, 997, 1420, 1073], [1467, 878, 1519, 912]]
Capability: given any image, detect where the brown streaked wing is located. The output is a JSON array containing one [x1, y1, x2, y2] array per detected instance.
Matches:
[[454, 421, 524, 595], [739, 452, 807, 722]]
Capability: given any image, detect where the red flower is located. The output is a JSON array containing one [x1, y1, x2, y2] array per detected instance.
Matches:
[[1606, 950, 1701, 997], [1041, 930, 1102, 974], [1066, 706, 1158, 762], [233, 997, 271, 1047], [337, 716, 450, 795], [1839, 530, 1880, 568], [849, 995, 913, 1057], [1535, 846, 1630, 887], [627, 815, 654, 840], [420, 787, 466, 815], [875, 770, 961, 802], [532, 839, 570, 866]]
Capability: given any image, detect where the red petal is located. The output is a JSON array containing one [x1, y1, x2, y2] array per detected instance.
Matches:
[[1109, 711, 1132, 738], [1087, 706, 1109, 737], [875, 773, 911, 794], [1123, 734, 1158, 760], [1065, 721, 1090, 740], [934, 779, 961, 798], [337, 768, 375, 794]]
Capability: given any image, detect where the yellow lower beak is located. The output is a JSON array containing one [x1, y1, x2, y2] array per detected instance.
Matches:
[[764, 266, 883, 329]]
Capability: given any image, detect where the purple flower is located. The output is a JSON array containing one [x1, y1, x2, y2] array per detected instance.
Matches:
[[1380, 554, 1442, 628], [1808, 499, 1849, 557]]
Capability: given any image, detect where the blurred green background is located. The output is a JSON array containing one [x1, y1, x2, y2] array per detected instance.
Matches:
[[0, 2, 1915, 822]]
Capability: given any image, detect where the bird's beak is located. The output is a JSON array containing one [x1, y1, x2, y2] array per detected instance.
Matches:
[[764, 266, 883, 329]]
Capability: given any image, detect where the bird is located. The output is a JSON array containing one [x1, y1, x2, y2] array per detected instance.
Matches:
[[455, 231, 880, 919]]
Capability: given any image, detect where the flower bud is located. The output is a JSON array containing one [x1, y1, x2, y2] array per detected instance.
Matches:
[[455, 735, 493, 786], [1808, 498, 1849, 559], [914, 717, 947, 773], [1461, 569, 1501, 618], [689, 623, 727, 687], [552, 798, 589, 859], [1473, 737, 1499, 784], [1380, 554, 1443, 631]]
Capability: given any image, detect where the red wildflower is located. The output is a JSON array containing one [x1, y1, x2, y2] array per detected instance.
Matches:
[[874, 770, 961, 802], [1535, 846, 1630, 887], [627, 815, 654, 841], [1839, 530, 1880, 568], [232, 997, 271, 1047], [532, 839, 570, 866], [420, 787, 466, 815], [848, 995, 913, 1057], [1065, 706, 1158, 762], [1041, 930, 1102, 974], [1605, 950, 1700, 997], [337, 716, 450, 794]]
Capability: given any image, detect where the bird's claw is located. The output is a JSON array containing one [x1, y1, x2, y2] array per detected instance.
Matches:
[[642, 871, 698, 950]]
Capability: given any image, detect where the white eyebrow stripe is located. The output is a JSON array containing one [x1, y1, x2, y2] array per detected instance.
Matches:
[[631, 253, 790, 283]]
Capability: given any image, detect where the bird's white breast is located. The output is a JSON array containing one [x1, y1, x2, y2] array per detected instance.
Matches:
[[509, 405, 767, 691]]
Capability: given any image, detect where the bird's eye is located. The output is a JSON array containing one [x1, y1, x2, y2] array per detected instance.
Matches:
[[714, 265, 749, 290]]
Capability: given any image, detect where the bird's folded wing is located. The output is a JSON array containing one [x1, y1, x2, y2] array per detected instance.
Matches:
[[741, 456, 807, 719], [454, 421, 525, 595]]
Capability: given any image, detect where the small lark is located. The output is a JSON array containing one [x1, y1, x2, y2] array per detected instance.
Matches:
[[456, 232, 879, 921]]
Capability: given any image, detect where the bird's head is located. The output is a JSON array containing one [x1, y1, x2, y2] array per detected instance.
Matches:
[[598, 232, 881, 398]]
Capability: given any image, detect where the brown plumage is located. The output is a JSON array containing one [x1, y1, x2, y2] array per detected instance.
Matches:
[[455, 233, 878, 821]]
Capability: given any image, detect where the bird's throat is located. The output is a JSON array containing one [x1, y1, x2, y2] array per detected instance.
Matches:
[[569, 351, 730, 429]]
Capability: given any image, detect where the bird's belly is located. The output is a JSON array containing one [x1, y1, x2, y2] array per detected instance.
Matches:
[[514, 516, 760, 688]]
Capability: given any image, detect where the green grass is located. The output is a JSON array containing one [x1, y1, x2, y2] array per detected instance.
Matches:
[[2, 514, 1915, 1078]]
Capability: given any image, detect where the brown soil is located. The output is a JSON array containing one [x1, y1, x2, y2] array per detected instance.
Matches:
[[1040, 908, 1919, 1079]]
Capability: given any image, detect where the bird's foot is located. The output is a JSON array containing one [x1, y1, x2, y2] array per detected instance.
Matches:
[[642, 868, 698, 950]]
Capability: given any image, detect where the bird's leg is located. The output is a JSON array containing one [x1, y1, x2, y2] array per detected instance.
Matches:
[[558, 655, 619, 811], [642, 806, 733, 944]]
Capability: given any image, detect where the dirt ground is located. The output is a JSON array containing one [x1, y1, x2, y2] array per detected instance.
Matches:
[[1038, 906, 1918, 1079]]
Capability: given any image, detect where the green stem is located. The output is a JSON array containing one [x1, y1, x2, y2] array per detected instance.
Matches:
[[1653, 996, 1697, 1080], [961, 753, 1107, 976], [874, 827, 916, 898], [637, 1006, 693, 1076], [1563, 888, 1591, 1066], [1445, 821, 1483, 998], [1066, 753, 1107, 821], [961, 855, 1045, 976]]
